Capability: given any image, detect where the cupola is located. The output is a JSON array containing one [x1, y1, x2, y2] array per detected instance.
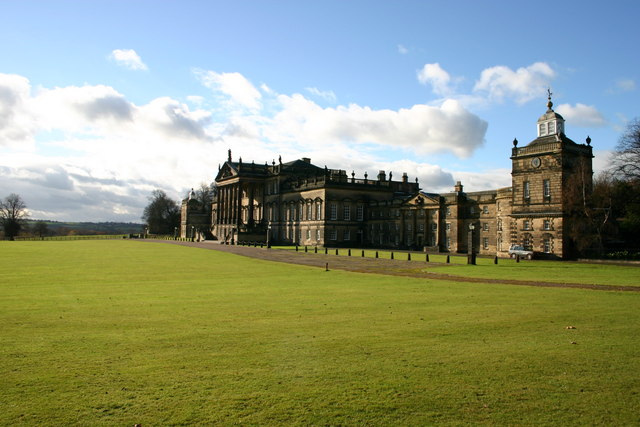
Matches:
[[537, 89, 565, 137]]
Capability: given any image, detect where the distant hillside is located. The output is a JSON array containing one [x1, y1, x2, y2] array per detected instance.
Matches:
[[26, 220, 144, 236]]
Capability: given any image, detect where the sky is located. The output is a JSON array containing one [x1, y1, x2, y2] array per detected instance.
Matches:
[[1, 0, 638, 222]]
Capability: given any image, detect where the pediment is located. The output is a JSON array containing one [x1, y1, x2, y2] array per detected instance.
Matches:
[[215, 162, 238, 181], [405, 193, 439, 206]]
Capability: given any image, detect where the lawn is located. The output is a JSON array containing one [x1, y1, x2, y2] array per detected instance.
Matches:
[[1, 240, 639, 425]]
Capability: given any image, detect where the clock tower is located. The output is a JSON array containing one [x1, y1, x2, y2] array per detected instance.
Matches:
[[509, 90, 593, 258]]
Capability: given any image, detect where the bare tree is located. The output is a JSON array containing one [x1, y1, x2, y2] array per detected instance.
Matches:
[[32, 221, 49, 238], [0, 194, 29, 240], [194, 181, 216, 213], [611, 118, 640, 181], [142, 190, 180, 235]]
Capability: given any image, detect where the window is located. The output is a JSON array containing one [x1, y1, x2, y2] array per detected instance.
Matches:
[[548, 121, 555, 134], [343, 205, 351, 221], [543, 235, 553, 253], [483, 206, 489, 214], [523, 220, 530, 230], [330, 203, 337, 220], [395, 209, 400, 217], [329, 229, 337, 240], [543, 220, 551, 230], [406, 223, 412, 231], [419, 210, 425, 217], [445, 223, 451, 231], [316, 229, 321, 241], [306, 229, 311, 240], [418, 223, 424, 232], [539, 123, 547, 136], [470, 206, 475, 214], [497, 219, 502, 231], [543, 179, 551, 198], [446, 207, 451, 217], [291, 205, 296, 221], [483, 237, 489, 249], [395, 223, 400, 231], [523, 233, 533, 251], [523, 181, 530, 200], [357, 205, 364, 221], [431, 223, 437, 231], [446, 237, 451, 249], [483, 223, 489, 232], [316, 202, 322, 220], [343, 230, 350, 241], [307, 204, 312, 220]]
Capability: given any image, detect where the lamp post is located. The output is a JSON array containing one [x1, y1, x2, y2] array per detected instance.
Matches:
[[190, 226, 195, 242], [467, 223, 476, 265], [267, 221, 272, 248], [174, 226, 178, 240]]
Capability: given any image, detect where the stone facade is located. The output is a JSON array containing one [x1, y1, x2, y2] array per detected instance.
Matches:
[[181, 96, 593, 259]]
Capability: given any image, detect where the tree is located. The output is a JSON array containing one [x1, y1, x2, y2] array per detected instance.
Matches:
[[142, 190, 180, 235], [0, 193, 29, 240], [194, 181, 217, 213], [32, 221, 49, 238], [612, 118, 640, 181]]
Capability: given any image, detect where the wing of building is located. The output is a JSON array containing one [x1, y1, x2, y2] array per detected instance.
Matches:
[[181, 95, 594, 259]]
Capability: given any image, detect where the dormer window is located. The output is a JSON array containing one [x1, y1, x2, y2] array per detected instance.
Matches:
[[539, 123, 547, 136]]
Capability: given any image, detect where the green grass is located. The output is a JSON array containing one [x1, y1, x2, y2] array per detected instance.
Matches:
[[1, 241, 639, 425]]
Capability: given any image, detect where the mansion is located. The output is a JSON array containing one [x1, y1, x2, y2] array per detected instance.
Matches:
[[181, 95, 594, 259]]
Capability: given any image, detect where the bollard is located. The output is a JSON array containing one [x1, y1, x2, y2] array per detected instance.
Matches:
[[314, 246, 318, 253], [295, 245, 298, 252], [361, 250, 365, 257], [348, 249, 351, 256], [407, 253, 411, 261], [516, 254, 520, 263], [335, 248, 339, 256], [446, 255, 450, 263], [325, 262, 329, 272], [305, 246, 308, 253], [494, 256, 498, 264], [325, 247, 328, 255], [391, 252, 394, 260], [426, 253, 429, 262], [375, 251, 379, 258]]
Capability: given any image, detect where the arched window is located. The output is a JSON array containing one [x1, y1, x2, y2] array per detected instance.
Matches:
[[522, 233, 533, 251], [543, 234, 553, 253]]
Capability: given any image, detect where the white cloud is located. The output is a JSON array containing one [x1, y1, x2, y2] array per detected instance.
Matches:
[[109, 49, 148, 71], [0, 73, 37, 147], [615, 79, 636, 92], [265, 95, 487, 157], [474, 62, 556, 104], [417, 63, 452, 97], [305, 87, 337, 102], [556, 103, 606, 128], [196, 70, 262, 111], [398, 44, 409, 54]]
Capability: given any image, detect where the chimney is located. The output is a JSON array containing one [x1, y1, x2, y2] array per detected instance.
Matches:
[[377, 170, 386, 181], [302, 157, 311, 163], [454, 181, 463, 193], [402, 172, 408, 183]]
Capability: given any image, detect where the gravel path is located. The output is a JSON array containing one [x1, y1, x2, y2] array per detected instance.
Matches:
[[146, 240, 640, 292]]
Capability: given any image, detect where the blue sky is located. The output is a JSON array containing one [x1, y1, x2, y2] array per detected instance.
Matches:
[[1, 0, 638, 222]]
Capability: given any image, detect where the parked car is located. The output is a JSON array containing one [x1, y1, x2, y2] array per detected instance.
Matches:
[[508, 244, 534, 259]]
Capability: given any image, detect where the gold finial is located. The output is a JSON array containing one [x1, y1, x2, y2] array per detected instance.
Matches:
[[547, 88, 553, 111]]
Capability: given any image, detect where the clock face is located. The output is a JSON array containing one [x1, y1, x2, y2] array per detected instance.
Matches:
[[531, 157, 541, 168]]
